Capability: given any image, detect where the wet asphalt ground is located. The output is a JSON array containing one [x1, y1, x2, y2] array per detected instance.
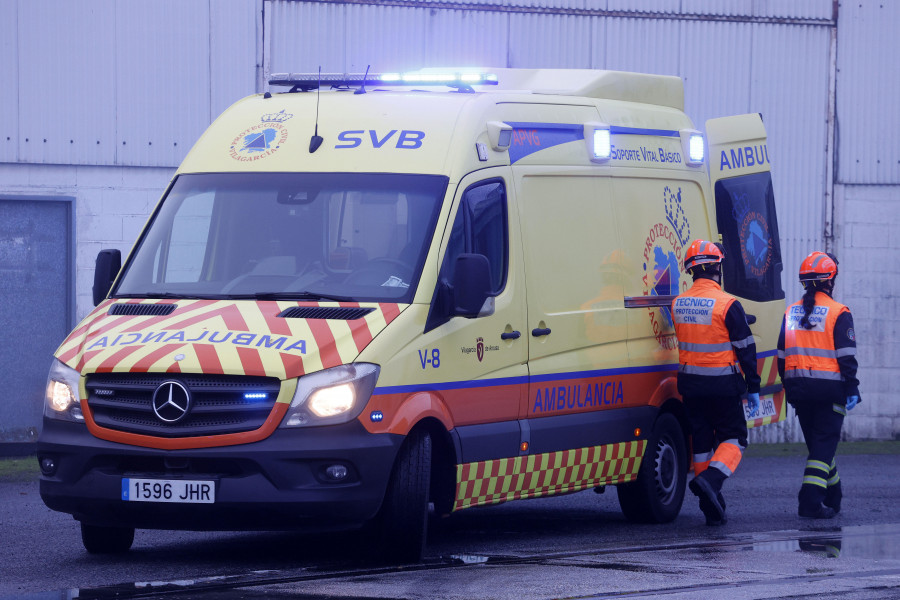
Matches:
[[1, 443, 898, 599]]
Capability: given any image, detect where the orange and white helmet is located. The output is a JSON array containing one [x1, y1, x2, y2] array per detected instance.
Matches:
[[684, 239, 724, 271], [798, 251, 838, 283]]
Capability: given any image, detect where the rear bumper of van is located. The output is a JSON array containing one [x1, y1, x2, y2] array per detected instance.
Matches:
[[36, 419, 402, 531]]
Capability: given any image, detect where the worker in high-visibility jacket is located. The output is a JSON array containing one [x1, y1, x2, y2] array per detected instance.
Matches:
[[672, 240, 760, 526], [778, 251, 860, 519]]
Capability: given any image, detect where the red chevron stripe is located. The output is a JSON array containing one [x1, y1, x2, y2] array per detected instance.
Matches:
[[257, 301, 293, 336], [95, 345, 144, 373], [307, 319, 342, 368], [194, 344, 224, 374], [165, 302, 250, 333], [130, 343, 187, 373], [338, 302, 374, 353], [280, 352, 305, 379], [76, 349, 105, 374], [237, 347, 266, 377], [380, 303, 401, 324]]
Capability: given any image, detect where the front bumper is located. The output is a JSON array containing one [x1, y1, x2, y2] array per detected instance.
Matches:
[[37, 419, 403, 531]]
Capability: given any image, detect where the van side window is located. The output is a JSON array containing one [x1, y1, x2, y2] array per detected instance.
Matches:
[[425, 180, 508, 332], [442, 180, 508, 294], [714, 172, 785, 302]]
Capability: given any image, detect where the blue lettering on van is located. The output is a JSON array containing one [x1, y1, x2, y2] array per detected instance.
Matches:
[[532, 380, 623, 413], [86, 331, 307, 354], [719, 144, 769, 171], [335, 130, 425, 150]]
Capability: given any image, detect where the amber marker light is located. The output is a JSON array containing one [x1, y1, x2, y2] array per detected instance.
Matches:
[[520, 442, 529, 452], [634, 428, 642, 437]]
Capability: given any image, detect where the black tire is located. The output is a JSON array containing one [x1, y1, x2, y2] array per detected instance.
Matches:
[[375, 429, 432, 563], [616, 412, 686, 523], [81, 523, 135, 554]]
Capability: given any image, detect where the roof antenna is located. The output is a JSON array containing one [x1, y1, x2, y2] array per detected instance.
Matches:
[[354, 64, 371, 95], [309, 66, 324, 153]]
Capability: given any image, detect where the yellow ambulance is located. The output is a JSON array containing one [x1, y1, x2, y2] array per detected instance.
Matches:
[[38, 68, 786, 561]]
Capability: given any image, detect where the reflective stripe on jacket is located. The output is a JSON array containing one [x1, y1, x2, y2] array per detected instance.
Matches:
[[672, 279, 741, 377], [782, 292, 849, 382]]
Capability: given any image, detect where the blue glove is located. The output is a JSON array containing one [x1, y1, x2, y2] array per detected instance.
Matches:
[[846, 395, 859, 411], [746, 392, 760, 418]]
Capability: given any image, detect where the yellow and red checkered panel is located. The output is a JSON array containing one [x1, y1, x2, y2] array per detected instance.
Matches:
[[454, 440, 646, 511], [56, 299, 403, 383]]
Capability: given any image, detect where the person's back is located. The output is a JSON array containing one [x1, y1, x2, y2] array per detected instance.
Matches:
[[672, 240, 759, 525]]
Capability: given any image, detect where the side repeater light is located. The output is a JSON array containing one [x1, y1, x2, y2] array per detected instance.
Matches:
[[680, 129, 705, 166], [487, 121, 512, 151], [584, 122, 611, 163]]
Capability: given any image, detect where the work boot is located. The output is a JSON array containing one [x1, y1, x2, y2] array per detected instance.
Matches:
[[824, 482, 842, 514], [798, 504, 837, 519], [690, 475, 726, 526]]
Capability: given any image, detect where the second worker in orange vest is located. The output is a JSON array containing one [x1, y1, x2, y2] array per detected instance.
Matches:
[[672, 240, 760, 526]]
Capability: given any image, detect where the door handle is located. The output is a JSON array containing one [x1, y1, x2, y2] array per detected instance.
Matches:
[[501, 330, 521, 340], [531, 327, 551, 337]]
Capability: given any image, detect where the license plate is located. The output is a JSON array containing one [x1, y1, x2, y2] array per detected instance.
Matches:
[[744, 396, 777, 421], [122, 478, 215, 504]]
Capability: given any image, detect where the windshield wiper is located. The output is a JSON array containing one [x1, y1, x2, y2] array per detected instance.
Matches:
[[230, 292, 357, 303]]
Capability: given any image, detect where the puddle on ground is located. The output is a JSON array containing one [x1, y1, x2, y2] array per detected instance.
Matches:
[[745, 523, 900, 560]]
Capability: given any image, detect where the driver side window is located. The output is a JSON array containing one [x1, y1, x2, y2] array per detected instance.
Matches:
[[440, 180, 508, 294]]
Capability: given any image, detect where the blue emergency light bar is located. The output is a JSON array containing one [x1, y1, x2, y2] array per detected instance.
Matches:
[[268, 71, 499, 92]]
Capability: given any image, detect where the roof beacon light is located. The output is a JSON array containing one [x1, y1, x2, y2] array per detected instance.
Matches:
[[680, 129, 705, 166], [487, 121, 513, 151], [268, 70, 498, 92], [584, 122, 611, 163]]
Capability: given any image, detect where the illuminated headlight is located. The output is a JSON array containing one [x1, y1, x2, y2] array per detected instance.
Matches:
[[584, 122, 611, 163], [281, 363, 380, 428], [680, 129, 705, 166], [44, 359, 84, 422]]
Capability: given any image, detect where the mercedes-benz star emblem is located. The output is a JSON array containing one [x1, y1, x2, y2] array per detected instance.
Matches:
[[152, 381, 192, 424]]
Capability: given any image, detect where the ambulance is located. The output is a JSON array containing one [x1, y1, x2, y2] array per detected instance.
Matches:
[[37, 68, 787, 561]]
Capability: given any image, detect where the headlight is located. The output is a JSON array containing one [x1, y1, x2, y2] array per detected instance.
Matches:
[[45, 359, 84, 423], [281, 363, 380, 428]]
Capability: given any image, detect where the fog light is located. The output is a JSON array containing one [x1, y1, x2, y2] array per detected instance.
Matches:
[[39, 456, 57, 476], [325, 464, 349, 481]]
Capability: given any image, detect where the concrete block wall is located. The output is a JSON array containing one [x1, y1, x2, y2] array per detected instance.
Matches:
[[832, 184, 900, 441], [0, 163, 175, 322]]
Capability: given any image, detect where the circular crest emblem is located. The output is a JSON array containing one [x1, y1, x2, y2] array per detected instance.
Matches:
[[739, 211, 773, 278], [229, 110, 292, 162]]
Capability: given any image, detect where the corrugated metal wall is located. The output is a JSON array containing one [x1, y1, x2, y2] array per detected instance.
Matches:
[[836, 1, 900, 185], [0, 0, 260, 168], [263, 0, 835, 301]]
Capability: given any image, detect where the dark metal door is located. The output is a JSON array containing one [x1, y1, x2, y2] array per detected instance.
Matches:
[[0, 198, 73, 449]]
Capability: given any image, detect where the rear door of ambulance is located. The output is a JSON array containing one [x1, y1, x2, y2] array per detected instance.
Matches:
[[706, 113, 787, 428]]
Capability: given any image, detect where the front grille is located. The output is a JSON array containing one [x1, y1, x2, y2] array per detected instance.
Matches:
[[86, 373, 281, 438]]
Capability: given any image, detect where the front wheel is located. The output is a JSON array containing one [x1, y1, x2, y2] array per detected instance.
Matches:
[[374, 428, 432, 563], [616, 412, 686, 523], [81, 523, 135, 554]]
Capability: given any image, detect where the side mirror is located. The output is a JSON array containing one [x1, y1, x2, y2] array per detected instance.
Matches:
[[92, 249, 122, 306], [451, 253, 495, 318]]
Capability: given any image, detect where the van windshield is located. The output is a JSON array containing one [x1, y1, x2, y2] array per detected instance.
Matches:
[[114, 173, 448, 303]]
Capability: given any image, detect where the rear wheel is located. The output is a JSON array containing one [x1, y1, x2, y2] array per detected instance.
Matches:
[[375, 428, 432, 563], [616, 412, 686, 523], [81, 523, 135, 554]]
